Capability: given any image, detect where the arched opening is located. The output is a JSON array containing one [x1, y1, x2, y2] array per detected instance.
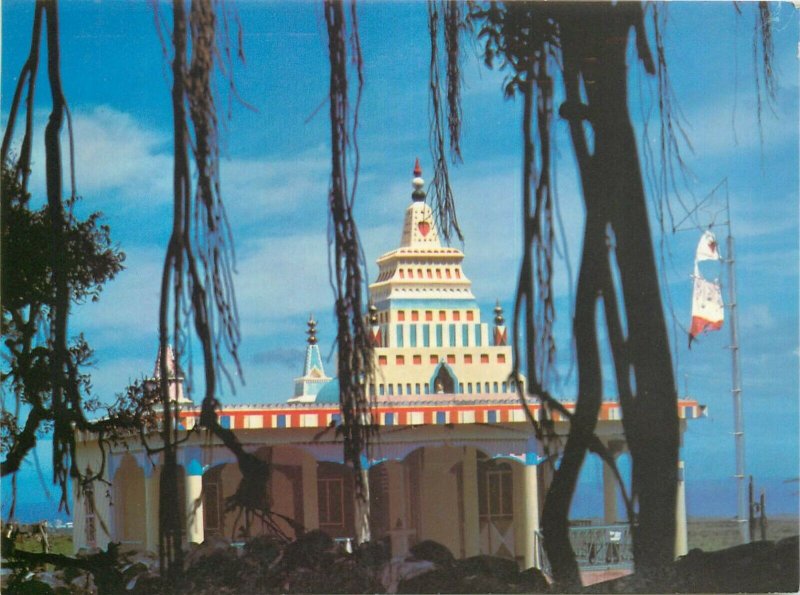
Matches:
[[113, 454, 146, 546], [431, 363, 456, 394]]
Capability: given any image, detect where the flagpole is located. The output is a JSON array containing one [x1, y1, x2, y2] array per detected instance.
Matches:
[[724, 182, 748, 544]]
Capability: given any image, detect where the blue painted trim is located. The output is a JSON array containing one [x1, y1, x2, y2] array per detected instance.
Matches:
[[374, 298, 478, 311], [186, 459, 204, 476]]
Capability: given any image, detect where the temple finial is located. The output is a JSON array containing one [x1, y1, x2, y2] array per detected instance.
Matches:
[[412, 158, 425, 201], [307, 315, 317, 345]]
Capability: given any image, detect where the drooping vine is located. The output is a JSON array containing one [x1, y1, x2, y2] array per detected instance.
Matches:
[[324, 0, 375, 540]]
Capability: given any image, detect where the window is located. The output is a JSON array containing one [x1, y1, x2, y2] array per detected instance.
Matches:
[[396, 325, 404, 348], [464, 354, 473, 364], [379, 355, 387, 366], [497, 354, 506, 363], [476, 382, 481, 393], [398, 311, 405, 321], [455, 269, 461, 279], [478, 460, 513, 519], [318, 478, 345, 527], [485, 382, 490, 393], [411, 310, 419, 321], [423, 325, 430, 347], [430, 354, 438, 364], [436, 325, 443, 347], [396, 355, 405, 365], [204, 477, 223, 533], [446, 269, 452, 279], [425, 310, 433, 321], [417, 268, 423, 278], [459, 383, 464, 393], [439, 310, 446, 321], [436, 269, 442, 279], [84, 487, 96, 547], [467, 383, 473, 394], [449, 324, 456, 346], [447, 354, 456, 364], [424, 384, 430, 394], [413, 355, 422, 365], [466, 311, 474, 321], [481, 354, 489, 364], [388, 384, 394, 395], [493, 382, 499, 393], [427, 269, 432, 278], [369, 383, 376, 396], [487, 410, 498, 423], [385, 412, 395, 425], [462, 325, 469, 346], [453, 311, 461, 321], [502, 382, 507, 392], [415, 383, 421, 395], [379, 384, 385, 396], [398, 384, 403, 395], [276, 414, 287, 428], [399, 269, 405, 279], [410, 325, 417, 347], [407, 268, 413, 277], [436, 411, 447, 424], [406, 383, 412, 394], [475, 324, 482, 347]]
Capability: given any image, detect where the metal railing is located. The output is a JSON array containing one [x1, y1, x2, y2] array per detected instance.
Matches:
[[535, 523, 633, 575]]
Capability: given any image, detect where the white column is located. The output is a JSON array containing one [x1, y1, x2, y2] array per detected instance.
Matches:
[[354, 468, 371, 545], [675, 460, 688, 558], [144, 471, 159, 552], [522, 463, 540, 569], [185, 470, 204, 544], [462, 447, 480, 557]]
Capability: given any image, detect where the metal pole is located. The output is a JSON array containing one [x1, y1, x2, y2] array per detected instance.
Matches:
[[725, 192, 748, 544]]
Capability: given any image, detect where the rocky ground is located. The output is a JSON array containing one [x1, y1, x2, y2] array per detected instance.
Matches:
[[3, 531, 797, 594]]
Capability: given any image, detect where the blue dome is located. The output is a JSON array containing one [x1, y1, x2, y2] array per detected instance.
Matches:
[[315, 378, 340, 404]]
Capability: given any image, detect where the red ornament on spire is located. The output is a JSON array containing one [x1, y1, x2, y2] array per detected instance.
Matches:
[[413, 157, 422, 177]]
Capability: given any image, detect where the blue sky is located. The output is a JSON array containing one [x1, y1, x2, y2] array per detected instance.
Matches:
[[2, 1, 798, 520]]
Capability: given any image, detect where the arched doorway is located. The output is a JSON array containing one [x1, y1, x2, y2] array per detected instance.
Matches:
[[113, 454, 145, 546]]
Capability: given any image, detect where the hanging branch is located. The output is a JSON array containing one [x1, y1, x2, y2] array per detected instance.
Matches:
[[428, 0, 464, 243], [324, 0, 375, 522]]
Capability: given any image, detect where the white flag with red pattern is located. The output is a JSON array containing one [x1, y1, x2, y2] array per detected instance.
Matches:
[[689, 276, 724, 347]]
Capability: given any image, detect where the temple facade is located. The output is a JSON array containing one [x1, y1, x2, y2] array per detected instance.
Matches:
[[72, 162, 701, 570]]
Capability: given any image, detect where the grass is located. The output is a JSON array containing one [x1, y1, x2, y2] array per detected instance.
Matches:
[[10, 532, 73, 556], [688, 516, 799, 551]]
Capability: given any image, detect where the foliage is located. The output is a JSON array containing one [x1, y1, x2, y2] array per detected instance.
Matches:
[[1, 159, 131, 501]]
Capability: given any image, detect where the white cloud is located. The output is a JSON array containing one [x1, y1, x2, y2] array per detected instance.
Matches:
[[70, 244, 163, 344]]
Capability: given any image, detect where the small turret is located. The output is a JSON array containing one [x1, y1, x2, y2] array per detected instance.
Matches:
[[288, 315, 331, 403], [368, 303, 382, 347], [151, 344, 192, 404], [493, 301, 507, 346]]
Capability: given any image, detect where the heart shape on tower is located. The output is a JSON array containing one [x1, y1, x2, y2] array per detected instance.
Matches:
[[418, 221, 431, 237]]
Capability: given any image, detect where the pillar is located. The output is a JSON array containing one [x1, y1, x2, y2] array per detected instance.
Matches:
[[462, 447, 480, 557], [675, 461, 688, 558], [521, 463, 540, 569], [185, 461, 204, 544], [354, 467, 371, 545], [301, 455, 319, 531]]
